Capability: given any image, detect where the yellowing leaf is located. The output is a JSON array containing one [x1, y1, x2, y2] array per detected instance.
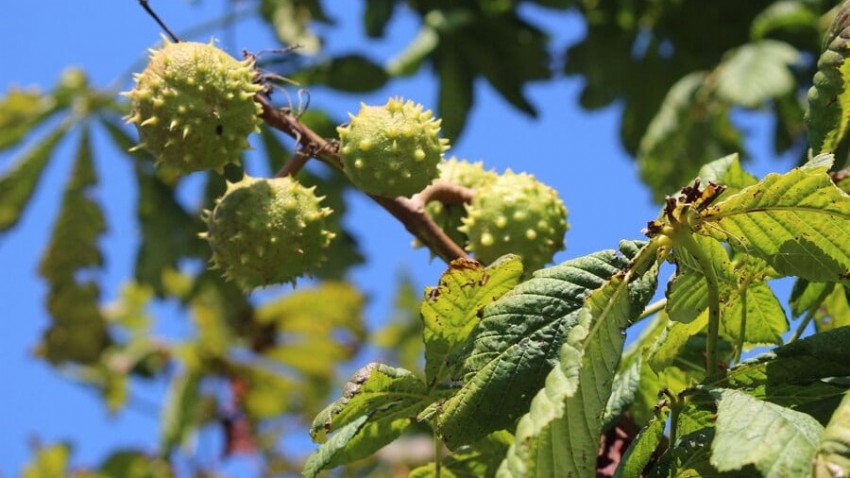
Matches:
[[421, 255, 522, 387]]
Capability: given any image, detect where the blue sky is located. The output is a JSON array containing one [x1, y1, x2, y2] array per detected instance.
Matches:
[[0, 1, 799, 476]]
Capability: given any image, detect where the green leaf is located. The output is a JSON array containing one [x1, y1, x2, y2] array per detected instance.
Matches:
[[259, 0, 325, 54], [37, 128, 110, 365], [306, 363, 430, 474], [715, 40, 799, 108], [808, 2, 850, 154], [160, 365, 203, 453], [303, 415, 369, 478], [710, 388, 824, 476], [697, 157, 850, 283], [614, 311, 671, 427], [257, 282, 366, 349], [0, 123, 69, 233], [751, 1, 819, 41], [134, 169, 206, 294], [667, 230, 786, 349], [99, 450, 172, 478], [496, 242, 658, 477], [460, 15, 549, 118], [21, 443, 71, 478], [422, 255, 523, 387], [386, 25, 439, 76], [654, 427, 757, 478], [814, 284, 850, 333], [435, 47, 474, 141], [813, 389, 850, 477], [720, 281, 787, 348], [100, 118, 206, 294], [638, 72, 742, 202], [437, 241, 651, 449], [363, 0, 396, 38], [649, 311, 708, 374], [0, 87, 60, 152], [696, 154, 758, 195], [410, 431, 513, 478], [295, 54, 388, 92], [614, 413, 666, 478], [603, 352, 644, 429], [374, 272, 425, 375], [666, 235, 731, 325], [789, 279, 834, 317], [710, 326, 850, 421], [239, 366, 297, 420], [38, 128, 104, 282]]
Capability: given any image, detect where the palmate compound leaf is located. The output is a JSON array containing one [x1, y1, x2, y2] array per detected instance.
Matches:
[[421, 255, 523, 387], [496, 241, 659, 477], [304, 363, 431, 477], [697, 155, 850, 283], [436, 241, 654, 449], [709, 388, 824, 477], [813, 389, 850, 476]]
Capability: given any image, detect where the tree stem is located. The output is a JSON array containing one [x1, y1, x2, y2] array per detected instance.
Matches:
[[733, 288, 747, 365], [434, 434, 442, 478]]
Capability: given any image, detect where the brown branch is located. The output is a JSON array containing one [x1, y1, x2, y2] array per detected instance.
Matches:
[[274, 149, 310, 178], [256, 94, 470, 263], [414, 180, 476, 208]]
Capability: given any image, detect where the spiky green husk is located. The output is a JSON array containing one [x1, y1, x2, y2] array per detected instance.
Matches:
[[337, 98, 450, 197], [424, 158, 497, 248], [460, 171, 568, 273], [124, 38, 262, 175], [201, 176, 335, 290]]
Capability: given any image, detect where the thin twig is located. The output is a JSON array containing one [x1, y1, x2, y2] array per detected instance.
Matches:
[[138, 0, 181, 43], [274, 149, 310, 178], [413, 181, 476, 207]]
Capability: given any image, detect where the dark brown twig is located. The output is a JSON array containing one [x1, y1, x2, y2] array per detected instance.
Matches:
[[256, 94, 470, 263], [138, 0, 181, 43]]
